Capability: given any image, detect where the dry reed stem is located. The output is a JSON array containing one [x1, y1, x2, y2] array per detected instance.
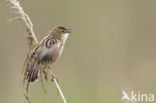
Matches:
[[7, 0, 68, 103]]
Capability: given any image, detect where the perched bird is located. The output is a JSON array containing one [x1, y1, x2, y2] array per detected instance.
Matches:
[[27, 25, 71, 82]]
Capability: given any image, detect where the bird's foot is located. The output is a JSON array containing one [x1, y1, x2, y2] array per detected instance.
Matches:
[[47, 66, 57, 82]]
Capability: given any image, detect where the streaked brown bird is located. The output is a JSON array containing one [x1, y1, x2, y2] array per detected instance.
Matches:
[[27, 25, 71, 82]]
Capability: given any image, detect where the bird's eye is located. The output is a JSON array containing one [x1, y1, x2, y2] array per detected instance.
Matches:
[[62, 30, 65, 33]]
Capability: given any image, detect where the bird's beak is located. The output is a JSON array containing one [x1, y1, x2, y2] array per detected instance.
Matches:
[[65, 29, 72, 33]]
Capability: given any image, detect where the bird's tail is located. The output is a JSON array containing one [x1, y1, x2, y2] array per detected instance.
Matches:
[[27, 65, 39, 83]]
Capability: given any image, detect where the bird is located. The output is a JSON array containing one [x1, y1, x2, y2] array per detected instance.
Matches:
[[27, 25, 71, 83]]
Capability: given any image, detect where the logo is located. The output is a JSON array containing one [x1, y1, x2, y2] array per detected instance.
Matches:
[[121, 91, 154, 102]]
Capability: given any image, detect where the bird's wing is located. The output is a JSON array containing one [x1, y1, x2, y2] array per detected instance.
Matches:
[[29, 36, 60, 63]]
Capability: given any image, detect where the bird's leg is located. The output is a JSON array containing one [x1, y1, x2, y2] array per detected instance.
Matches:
[[47, 66, 56, 82], [43, 66, 48, 81]]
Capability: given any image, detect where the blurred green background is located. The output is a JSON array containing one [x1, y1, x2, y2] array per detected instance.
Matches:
[[1, 0, 156, 103]]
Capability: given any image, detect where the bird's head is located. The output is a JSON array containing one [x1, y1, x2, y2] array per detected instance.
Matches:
[[50, 25, 71, 41]]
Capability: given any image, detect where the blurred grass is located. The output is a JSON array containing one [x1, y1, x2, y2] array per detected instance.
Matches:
[[1, 0, 156, 103]]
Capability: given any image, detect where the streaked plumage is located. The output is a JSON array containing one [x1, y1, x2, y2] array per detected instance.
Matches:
[[27, 26, 71, 82]]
